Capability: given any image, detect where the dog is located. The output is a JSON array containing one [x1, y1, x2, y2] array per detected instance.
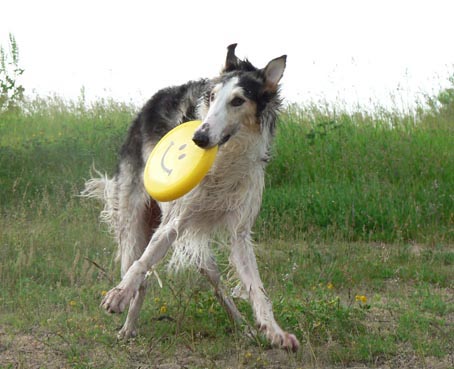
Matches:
[[81, 44, 299, 351]]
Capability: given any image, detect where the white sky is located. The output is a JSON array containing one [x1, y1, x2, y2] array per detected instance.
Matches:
[[1, 0, 453, 110]]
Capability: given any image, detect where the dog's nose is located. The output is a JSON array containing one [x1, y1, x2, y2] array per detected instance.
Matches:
[[192, 131, 210, 148]]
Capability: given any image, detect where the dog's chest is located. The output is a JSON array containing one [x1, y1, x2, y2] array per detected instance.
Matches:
[[196, 152, 266, 210]]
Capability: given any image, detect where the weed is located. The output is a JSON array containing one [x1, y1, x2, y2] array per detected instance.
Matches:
[[0, 33, 24, 112]]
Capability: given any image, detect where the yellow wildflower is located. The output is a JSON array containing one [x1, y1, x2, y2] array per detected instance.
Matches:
[[355, 295, 367, 304], [160, 304, 167, 314]]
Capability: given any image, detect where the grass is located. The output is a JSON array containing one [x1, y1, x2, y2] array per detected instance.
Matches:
[[258, 105, 454, 243], [1, 91, 454, 368]]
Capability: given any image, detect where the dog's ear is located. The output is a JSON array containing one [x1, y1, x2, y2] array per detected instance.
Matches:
[[223, 43, 240, 73], [263, 55, 287, 92]]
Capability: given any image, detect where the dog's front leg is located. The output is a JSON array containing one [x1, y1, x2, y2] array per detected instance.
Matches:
[[101, 223, 178, 314], [230, 232, 300, 352]]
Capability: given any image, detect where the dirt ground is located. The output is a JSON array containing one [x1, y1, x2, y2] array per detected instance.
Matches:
[[1, 327, 453, 369]]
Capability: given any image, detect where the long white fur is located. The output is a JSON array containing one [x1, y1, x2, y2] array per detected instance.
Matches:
[[81, 168, 118, 233], [166, 124, 269, 271]]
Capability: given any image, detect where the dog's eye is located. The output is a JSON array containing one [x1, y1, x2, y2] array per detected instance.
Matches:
[[230, 97, 245, 107]]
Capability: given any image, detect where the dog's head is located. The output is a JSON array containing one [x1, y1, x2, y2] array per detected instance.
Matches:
[[193, 44, 286, 149]]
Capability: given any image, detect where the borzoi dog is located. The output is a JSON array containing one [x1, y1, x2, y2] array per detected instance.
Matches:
[[82, 44, 299, 351]]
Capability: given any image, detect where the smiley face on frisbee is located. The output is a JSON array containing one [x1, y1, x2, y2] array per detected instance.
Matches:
[[144, 121, 218, 202], [160, 141, 189, 176]]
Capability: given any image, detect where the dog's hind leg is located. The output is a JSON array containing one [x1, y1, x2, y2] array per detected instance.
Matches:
[[117, 282, 148, 339], [117, 200, 162, 339], [114, 174, 161, 338], [117, 190, 158, 278], [200, 256, 244, 324], [229, 232, 300, 352]]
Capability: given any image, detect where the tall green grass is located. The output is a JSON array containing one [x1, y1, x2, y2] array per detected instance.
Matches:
[[1, 92, 454, 244], [0, 95, 133, 209], [257, 104, 454, 243]]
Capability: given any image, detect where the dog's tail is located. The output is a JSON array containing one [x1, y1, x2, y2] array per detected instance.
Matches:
[[80, 166, 118, 234], [80, 166, 113, 201]]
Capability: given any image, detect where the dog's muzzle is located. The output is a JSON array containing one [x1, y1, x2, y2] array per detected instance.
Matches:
[[193, 123, 233, 148], [193, 122, 210, 148], [193, 132, 232, 148], [193, 129, 210, 148]]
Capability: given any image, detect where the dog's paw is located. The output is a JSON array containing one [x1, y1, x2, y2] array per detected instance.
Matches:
[[279, 332, 300, 352], [100, 287, 135, 314], [259, 324, 300, 352], [117, 325, 137, 340]]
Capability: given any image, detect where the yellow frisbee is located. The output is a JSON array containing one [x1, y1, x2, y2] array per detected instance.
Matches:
[[144, 120, 218, 202]]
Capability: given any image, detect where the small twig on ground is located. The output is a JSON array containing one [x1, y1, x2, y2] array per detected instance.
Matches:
[[84, 257, 113, 284]]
